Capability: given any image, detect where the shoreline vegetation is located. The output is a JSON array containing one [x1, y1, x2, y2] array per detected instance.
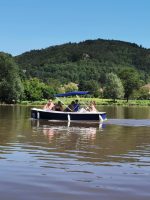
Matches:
[[6, 98, 150, 106]]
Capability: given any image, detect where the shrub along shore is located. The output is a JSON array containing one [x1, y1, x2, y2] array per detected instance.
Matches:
[[20, 98, 150, 106]]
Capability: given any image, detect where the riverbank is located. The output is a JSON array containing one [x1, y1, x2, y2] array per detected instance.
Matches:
[[20, 98, 150, 106]]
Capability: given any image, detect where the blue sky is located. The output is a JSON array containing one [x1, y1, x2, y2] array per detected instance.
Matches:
[[0, 0, 150, 56]]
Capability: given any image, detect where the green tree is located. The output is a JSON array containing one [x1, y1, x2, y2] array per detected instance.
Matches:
[[42, 85, 56, 99], [64, 82, 78, 92], [104, 73, 124, 102], [79, 80, 100, 97], [23, 78, 45, 101], [0, 53, 24, 103], [119, 68, 140, 102], [131, 87, 150, 100], [23, 78, 57, 101]]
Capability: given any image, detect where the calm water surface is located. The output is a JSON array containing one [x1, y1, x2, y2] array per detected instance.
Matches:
[[0, 105, 150, 200]]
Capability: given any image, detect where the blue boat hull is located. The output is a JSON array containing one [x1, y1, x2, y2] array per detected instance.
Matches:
[[31, 108, 107, 122]]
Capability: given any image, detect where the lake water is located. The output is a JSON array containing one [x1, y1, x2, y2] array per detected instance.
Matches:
[[0, 105, 150, 200]]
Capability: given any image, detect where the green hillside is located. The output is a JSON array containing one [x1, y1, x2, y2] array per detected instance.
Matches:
[[15, 39, 150, 85], [1, 39, 150, 103]]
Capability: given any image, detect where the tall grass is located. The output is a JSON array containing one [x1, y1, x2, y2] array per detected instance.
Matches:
[[20, 98, 150, 106]]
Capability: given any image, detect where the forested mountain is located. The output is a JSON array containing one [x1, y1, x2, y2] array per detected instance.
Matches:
[[15, 39, 150, 85], [1, 39, 150, 103]]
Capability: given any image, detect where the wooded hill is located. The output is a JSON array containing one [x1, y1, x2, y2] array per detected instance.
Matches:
[[15, 39, 150, 85], [1, 38, 150, 103]]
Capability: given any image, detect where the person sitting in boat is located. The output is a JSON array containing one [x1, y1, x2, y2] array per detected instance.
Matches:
[[73, 99, 80, 112], [43, 99, 54, 110], [87, 101, 97, 112], [64, 101, 75, 112], [53, 101, 63, 111]]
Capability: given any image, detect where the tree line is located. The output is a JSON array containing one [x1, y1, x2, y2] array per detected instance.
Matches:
[[1, 39, 150, 103]]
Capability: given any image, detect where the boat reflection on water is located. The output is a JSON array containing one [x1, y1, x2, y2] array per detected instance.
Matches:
[[31, 119, 105, 128], [31, 120, 105, 144]]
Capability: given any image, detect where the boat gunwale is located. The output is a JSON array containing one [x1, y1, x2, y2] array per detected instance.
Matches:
[[31, 108, 106, 115]]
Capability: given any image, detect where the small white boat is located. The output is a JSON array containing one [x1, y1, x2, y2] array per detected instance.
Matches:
[[31, 91, 107, 122]]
